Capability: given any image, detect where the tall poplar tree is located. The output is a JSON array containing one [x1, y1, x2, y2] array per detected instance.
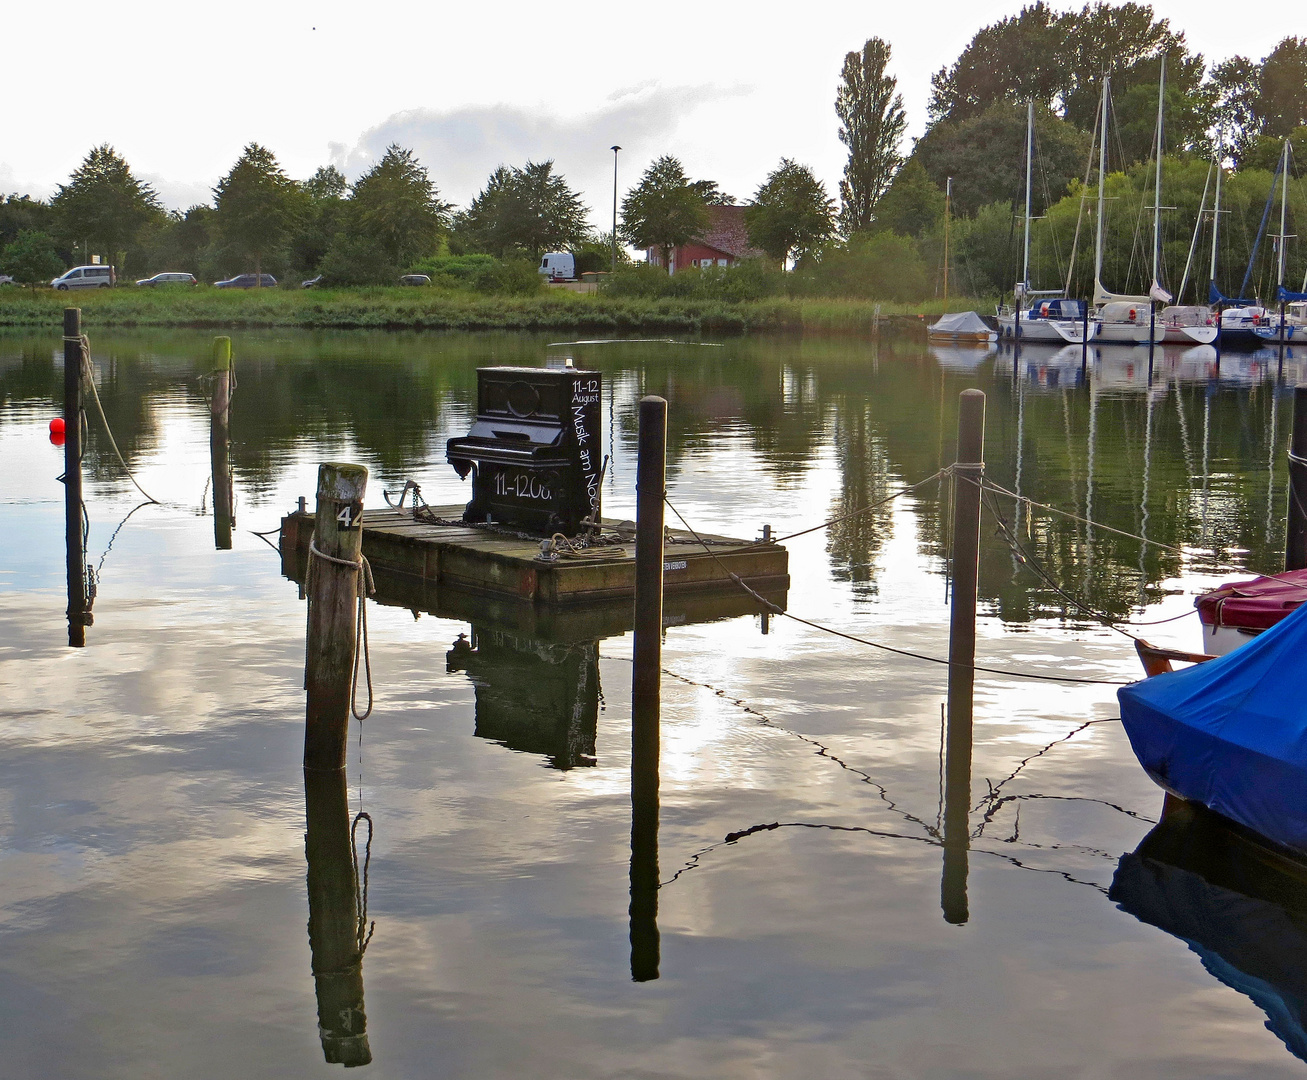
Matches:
[[835, 38, 907, 235]]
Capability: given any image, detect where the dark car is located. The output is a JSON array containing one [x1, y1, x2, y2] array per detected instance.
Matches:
[[399, 273, 431, 286], [136, 272, 198, 287], [214, 273, 277, 289]]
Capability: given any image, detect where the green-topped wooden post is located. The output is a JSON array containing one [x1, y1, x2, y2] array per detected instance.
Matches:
[[305, 463, 368, 771], [210, 336, 234, 549]]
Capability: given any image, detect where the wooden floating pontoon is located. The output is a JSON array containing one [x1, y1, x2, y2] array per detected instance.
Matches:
[[280, 505, 789, 613]]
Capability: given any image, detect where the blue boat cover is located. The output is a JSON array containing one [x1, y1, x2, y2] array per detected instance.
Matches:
[[1279, 286, 1307, 303], [1118, 600, 1307, 853]]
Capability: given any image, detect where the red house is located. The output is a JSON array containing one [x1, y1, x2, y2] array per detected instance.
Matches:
[[645, 205, 766, 273]]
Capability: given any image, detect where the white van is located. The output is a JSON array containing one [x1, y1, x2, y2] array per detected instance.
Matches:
[[538, 252, 575, 282], [51, 265, 115, 290]]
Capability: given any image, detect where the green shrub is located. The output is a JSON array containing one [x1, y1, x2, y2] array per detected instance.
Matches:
[[793, 232, 930, 302]]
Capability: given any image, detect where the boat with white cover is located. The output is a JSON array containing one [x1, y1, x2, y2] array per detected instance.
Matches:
[[927, 310, 996, 343]]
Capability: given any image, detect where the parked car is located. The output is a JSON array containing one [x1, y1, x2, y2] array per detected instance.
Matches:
[[214, 273, 277, 289], [302, 275, 323, 289], [136, 272, 198, 287], [0, 275, 14, 287], [399, 273, 431, 286], [51, 265, 115, 290]]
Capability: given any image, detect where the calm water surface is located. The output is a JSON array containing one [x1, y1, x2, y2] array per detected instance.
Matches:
[[2, 328, 1305, 1078]]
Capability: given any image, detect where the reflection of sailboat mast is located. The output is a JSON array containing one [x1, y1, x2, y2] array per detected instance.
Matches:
[[1200, 391, 1212, 551], [1013, 378, 1025, 556], [1138, 389, 1157, 606], [1084, 382, 1098, 593], [1268, 388, 1281, 544]]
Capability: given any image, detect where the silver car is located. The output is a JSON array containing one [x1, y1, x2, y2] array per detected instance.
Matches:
[[136, 272, 198, 287]]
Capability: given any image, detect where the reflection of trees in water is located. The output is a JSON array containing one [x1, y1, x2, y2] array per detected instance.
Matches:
[[978, 380, 1292, 623], [826, 399, 894, 596], [4, 327, 1300, 625]]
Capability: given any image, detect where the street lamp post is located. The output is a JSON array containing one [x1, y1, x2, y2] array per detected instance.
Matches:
[[610, 145, 621, 274]]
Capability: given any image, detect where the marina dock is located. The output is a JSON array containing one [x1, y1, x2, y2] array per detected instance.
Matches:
[[279, 505, 789, 614]]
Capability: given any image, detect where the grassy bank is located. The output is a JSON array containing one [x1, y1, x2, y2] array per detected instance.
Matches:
[[0, 287, 993, 335]]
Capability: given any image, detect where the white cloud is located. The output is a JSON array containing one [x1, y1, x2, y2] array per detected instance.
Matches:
[[328, 83, 751, 226], [139, 174, 216, 213], [0, 162, 52, 201]]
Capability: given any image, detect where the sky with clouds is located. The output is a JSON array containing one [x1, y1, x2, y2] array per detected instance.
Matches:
[[0, 0, 1296, 229]]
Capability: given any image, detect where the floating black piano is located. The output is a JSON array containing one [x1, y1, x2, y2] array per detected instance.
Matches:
[[447, 362, 602, 534]]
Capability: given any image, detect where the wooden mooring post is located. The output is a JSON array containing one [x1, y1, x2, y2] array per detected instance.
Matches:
[[63, 308, 89, 648], [630, 395, 666, 981], [1287, 387, 1307, 571], [305, 463, 369, 772], [210, 336, 234, 550], [943, 389, 984, 924], [304, 768, 372, 1066]]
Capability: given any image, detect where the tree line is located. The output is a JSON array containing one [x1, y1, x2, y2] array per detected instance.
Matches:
[[2, 3, 1303, 301]]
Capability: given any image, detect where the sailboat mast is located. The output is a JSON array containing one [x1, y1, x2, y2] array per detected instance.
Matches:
[[943, 176, 951, 305], [1093, 78, 1110, 294], [1277, 138, 1289, 292], [1023, 100, 1033, 293], [1210, 140, 1223, 296], [1151, 58, 1165, 293]]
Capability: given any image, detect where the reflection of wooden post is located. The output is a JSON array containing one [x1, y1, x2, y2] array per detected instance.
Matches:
[[630, 396, 665, 981], [1287, 388, 1307, 570], [943, 390, 984, 924], [63, 308, 89, 648], [305, 463, 368, 772], [304, 768, 371, 1067], [210, 336, 234, 550], [630, 694, 660, 982]]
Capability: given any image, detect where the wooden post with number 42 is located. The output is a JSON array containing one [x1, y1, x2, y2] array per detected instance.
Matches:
[[304, 463, 368, 772]]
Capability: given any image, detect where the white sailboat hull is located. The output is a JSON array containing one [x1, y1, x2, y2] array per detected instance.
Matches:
[[1162, 324, 1218, 345], [1094, 319, 1166, 345], [996, 315, 1095, 343]]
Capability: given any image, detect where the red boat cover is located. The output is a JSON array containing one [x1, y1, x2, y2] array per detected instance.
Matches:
[[1195, 570, 1307, 630]]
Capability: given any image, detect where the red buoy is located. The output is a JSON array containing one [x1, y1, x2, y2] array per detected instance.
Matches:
[[49, 416, 65, 435], [50, 430, 65, 446]]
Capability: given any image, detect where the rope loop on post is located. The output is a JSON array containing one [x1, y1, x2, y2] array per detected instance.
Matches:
[[307, 541, 376, 722]]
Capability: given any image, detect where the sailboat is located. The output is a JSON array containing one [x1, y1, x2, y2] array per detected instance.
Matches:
[[996, 102, 1097, 344], [1091, 74, 1168, 345], [1160, 156, 1219, 344], [1254, 138, 1304, 345]]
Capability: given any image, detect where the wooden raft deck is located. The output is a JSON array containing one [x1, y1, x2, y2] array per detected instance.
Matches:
[[280, 506, 789, 607]]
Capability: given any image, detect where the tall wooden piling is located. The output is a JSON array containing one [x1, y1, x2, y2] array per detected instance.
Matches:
[[633, 396, 667, 708], [943, 390, 984, 924], [1287, 388, 1307, 571], [304, 768, 372, 1066], [630, 395, 666, 981], [210, 336, 234, 550], [63, 308, 89, 648], [305, 463, 369, 772]]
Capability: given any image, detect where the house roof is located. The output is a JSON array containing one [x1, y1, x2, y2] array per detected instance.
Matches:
[[697, 205, 765, 260]]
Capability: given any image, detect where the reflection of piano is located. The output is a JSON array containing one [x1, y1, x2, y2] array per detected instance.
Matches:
[[1110, 800, 1307, 1063], [447, 630, 599, 770]]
